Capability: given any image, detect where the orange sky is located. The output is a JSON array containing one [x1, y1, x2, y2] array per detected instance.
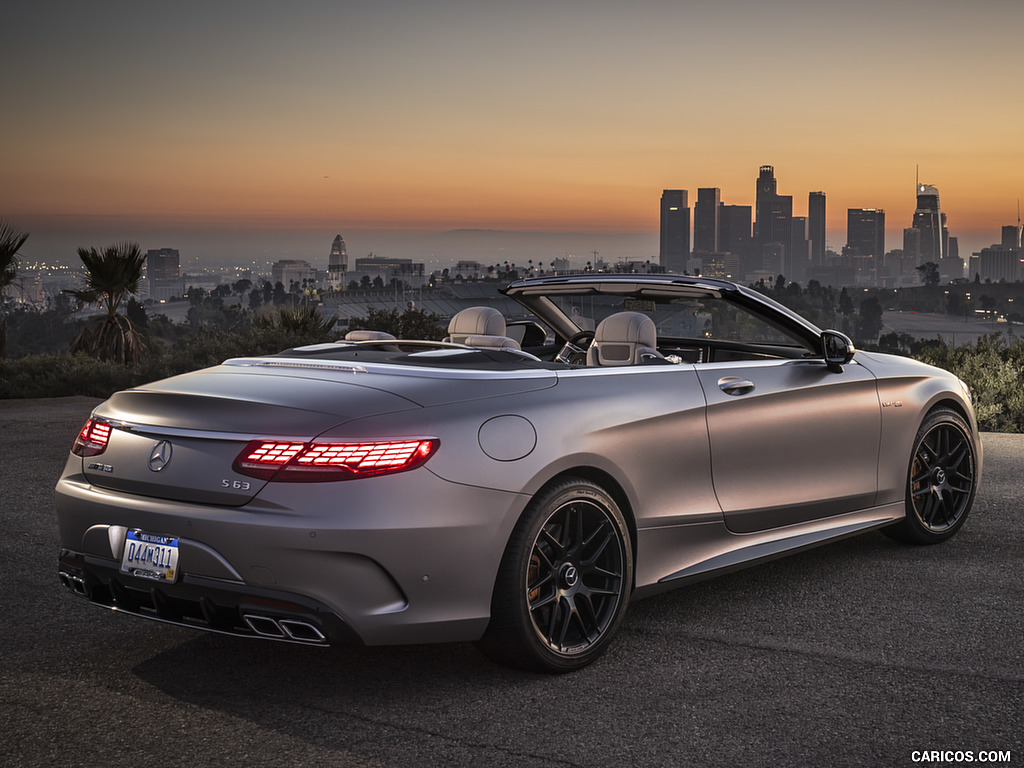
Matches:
[[3, 1, 1022, 263]]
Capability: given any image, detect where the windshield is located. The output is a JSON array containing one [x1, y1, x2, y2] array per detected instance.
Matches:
[[547, 293, 807, 348]]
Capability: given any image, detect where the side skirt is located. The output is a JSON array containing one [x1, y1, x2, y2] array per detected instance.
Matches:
[[632, 502, 904, 600]]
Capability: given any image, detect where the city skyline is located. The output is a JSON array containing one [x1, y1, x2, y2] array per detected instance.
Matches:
[[3, 1, 1022, 266]]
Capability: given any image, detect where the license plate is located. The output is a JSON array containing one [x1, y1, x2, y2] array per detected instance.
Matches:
[[120, 530, 179, 582]]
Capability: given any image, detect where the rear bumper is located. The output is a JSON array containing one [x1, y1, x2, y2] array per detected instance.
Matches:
[[55, 459, 529, 646], [59, 549, 362, 646]]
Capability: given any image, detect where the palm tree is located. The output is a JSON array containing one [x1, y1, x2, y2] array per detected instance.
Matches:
[[66, 241, 148, 365], [0, 221, 29, 358]]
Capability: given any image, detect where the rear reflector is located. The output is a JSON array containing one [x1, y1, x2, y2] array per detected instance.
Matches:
[[72, 418, 112, 457], [233, 438, 439, 482]]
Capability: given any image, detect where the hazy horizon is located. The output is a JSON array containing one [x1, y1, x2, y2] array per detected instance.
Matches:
[[4, 1, 1022, 272], [10, 212, 1009, 276], [11, 216, 664, 273]]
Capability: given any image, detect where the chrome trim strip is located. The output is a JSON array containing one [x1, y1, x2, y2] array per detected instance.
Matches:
[[224, 356, 559, 382], [246, 360, 368, 373], [97, 419, 314, 443]]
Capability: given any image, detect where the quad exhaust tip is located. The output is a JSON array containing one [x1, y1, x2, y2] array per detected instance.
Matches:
[[59, 571, 88, 597], [58, 571, 330, 646], [243, 614, 327, 644]]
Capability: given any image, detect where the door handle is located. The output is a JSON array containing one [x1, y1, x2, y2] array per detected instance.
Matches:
[[718, 377, 755, 396]]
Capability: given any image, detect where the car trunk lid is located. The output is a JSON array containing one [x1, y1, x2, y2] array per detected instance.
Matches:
[[80, 364, 422, 505]]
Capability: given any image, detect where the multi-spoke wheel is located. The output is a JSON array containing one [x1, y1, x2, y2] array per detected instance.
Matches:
[[478, 478, 632, 672], [885, 408, 978, 544]]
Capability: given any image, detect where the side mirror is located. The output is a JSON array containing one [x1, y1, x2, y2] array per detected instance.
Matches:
[[821, 330, 855, 372]]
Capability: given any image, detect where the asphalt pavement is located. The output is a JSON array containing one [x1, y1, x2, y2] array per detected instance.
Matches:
[[1, 397, 1021, 768]]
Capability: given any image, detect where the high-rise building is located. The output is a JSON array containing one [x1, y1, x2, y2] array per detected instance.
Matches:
[[755, 166, 792, 246], [1002, 225, 1022, 249], [808, 192, 826, 266], [908, 183, 962, 280], [903, 227, 922, 263], [787, 217, 810, 283], [755, 166, 776, 245], [693, 188, 721, 253], [145, 248, 182, 302], [911, 184, 947, 263], [974, 245, 1022, 283], [718, 205, 752, 254], [146, 248, 180, 280], [847, 209, 886, 258], [754, 165, 794, 278], [327, 233, 348, 290], [660, 190, 690, 273]]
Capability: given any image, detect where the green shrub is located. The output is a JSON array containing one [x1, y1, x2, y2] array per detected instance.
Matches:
[[915, 334, 1024, 433], [0, 325, 340, 399], [347, 306, 445, 340], [0, 353, 146, 398]]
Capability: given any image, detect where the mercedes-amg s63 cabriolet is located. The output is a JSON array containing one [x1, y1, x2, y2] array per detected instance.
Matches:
[[56, 274, 980, 672]]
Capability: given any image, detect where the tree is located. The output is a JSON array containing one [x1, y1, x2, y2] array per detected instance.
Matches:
[[0, 221, 30, 358], [65, 241, 148, 365], [838, 287, 854, 315], [188, 286, 207, 306], [347, 306, 446, 340], [272, 281, 287, 305], [856, 296, 884, 341], [254, 303, 338, 335], [917, 261, 940, 287]]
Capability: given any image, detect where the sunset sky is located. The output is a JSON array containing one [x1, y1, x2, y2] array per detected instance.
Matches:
[[3, 0, 1022, 267]]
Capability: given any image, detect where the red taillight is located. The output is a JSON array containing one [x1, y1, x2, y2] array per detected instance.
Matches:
[[233, 438, 439, 482], [72, 418, 112, 457]]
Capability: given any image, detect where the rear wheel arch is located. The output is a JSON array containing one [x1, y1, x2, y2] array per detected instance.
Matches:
[[559, 468, 636, 555], [478, 470, 635, 672]]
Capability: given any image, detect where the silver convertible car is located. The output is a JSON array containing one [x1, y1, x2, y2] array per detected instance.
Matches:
[[56, 274, 981, 672]]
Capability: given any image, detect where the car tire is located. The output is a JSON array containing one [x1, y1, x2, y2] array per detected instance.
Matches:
[[884, 407, 978, 545], [478, 477, 633, 673]]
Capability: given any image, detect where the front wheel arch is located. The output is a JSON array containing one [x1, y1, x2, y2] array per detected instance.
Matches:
[[884, 406, 978, 545]]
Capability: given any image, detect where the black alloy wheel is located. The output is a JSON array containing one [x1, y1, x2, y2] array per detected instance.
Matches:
[[479, 478, 632, 672], [886, 408, 977, 544]]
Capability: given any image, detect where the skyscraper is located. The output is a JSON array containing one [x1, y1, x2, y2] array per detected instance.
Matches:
[[146, 248, 180, 280], [755, 166, 792, 245], [327, 233, 348, 290], [719, 204, 753, 273], [910, 182, 962, 280], [808, 191, 826, 266], [911, 184, 947, 263], [754, 166, 793, 277], [660, 190, 690, 273], [788, 217, 810, 283], [145, 248, 182, 302], [847, 208, 885, 258], [693, 188, 720, 253]]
